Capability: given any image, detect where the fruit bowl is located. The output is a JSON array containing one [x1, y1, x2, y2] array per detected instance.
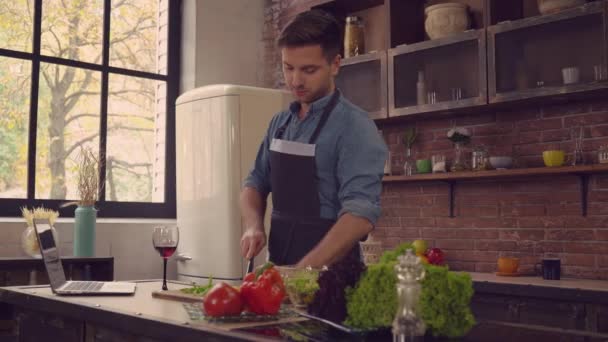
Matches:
[[276, 266, 321, 308]]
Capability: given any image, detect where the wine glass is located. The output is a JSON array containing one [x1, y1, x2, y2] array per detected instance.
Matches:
[[152, 226, 179, 290]]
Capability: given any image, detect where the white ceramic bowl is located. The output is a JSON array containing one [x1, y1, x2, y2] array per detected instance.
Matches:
[[489, 156, 513, 169], [425, 3, 469, 40]]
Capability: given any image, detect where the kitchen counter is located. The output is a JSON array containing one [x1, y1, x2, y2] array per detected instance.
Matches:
[[471, 271, 608, 292], [0, 280, 265, 342], [2, 276, 608, 341], [469, 272, 608, 305]]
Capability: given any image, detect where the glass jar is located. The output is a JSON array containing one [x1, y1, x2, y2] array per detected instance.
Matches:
[[599, 145, 608, 164], [344, 16, 365, 58], [472, 146, 489, 171], [450, 142, 469, 172], [403, 148, 414, 176]]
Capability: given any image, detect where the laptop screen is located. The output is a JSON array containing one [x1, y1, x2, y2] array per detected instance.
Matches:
[[34, 219, 67, 290]]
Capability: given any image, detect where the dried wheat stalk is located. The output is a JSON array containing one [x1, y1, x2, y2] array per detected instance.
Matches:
[[77, 147, 103, 207]]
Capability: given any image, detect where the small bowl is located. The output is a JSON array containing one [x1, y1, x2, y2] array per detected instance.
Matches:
[[497, 257, 519, 274], [489, 156, 513, 169], [543, 150, 565, 167], [276, 266, 321, 308]]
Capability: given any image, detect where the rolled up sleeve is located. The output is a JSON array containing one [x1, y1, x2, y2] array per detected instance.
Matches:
[[243, 132, 272, 197], [336, 116, 388, 225]]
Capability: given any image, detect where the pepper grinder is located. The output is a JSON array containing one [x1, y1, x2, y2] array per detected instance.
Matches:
[[392, 249, 426, 342]]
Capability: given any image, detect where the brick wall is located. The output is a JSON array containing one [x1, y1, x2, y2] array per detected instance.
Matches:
[[263, 1, 608, 280], [378, 101, 608, 280]]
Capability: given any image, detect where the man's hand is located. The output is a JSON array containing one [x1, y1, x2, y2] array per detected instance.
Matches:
[[240, 186, 268, 259], [240, 227, 267, 259], [296, 213, 372, 268]]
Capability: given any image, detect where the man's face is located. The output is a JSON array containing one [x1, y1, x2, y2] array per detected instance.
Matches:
[[281, 45, 340, 105]]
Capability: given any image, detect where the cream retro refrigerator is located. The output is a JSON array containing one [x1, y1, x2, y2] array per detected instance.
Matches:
[[175, 85, 291, 284]]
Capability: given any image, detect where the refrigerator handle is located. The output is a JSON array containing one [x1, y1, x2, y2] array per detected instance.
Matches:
[[176, 253, 192, 261]]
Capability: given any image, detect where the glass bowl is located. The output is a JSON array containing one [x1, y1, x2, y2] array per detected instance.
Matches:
[[275, 266, 322, 308]]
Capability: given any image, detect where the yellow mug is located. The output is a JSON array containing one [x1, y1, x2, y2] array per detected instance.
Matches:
[[543, 150, 565, 167]]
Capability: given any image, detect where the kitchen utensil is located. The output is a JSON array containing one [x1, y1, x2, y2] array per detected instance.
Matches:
[[427, 91, 437, 104], [451, 87, 462, 101], [489, 156, 513, 169], [497, 257, 519, 274], [152, 225, 180, 291], [570, 126, 584, 165], [472, 146, 489, 171], [246, 257, 254, 274], [535, 258, 561, 280], [425, 3, 469, 40], [594, 64, 607, 81], [432, 155, 446, 173], [543, 150, 565, 167], [562, 66, 580, 85], [599, 145, 608, 164], [416, 159, 432, 174], [344, 16, 365, 58]]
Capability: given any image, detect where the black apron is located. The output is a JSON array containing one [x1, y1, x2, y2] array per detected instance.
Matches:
[[267, 90, 361, 266]]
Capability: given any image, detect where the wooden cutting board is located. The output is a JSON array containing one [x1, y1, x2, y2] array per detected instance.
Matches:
[[151, 289, 204, 303]]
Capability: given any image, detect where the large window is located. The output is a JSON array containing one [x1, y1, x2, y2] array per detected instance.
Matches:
[[0, 0, 179, 218]]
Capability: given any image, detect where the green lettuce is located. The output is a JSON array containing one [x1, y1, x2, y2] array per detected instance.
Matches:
[[344, 243, 476, 337]]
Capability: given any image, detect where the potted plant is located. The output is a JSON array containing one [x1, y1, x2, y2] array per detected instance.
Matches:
[[447, 127, 471, 172]]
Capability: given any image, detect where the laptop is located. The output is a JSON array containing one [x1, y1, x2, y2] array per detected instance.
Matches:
[[33, 218, 136, 295]]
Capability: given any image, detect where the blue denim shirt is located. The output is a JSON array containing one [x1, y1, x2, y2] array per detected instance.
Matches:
[[243, 91, 388, 225]]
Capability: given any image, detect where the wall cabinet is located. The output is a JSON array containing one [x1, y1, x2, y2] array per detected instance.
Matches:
[[310, 0, 608, 120]]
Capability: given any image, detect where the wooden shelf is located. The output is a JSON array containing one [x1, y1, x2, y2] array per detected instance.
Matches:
[[388, 97, 486, 117], [488, 1, 603, 35], [389, 29, 483, 55], [384, 164, 608, 218], [490, 81, 608, 104], [383, 164, 608, 183], [488, 1, 606, 104], [388, 29, 487, 118]]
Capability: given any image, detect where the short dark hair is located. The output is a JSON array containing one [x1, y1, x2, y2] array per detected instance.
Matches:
[[277, 10, 342, 62]]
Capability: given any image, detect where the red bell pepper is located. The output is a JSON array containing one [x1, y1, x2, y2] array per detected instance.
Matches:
[[240, 262, 286, 315]]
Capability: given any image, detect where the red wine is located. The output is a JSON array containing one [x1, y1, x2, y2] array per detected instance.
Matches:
[[155, 246, 177, 258]]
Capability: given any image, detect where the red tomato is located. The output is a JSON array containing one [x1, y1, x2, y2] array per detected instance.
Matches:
[[203, 282, 243, 317], [426, 248, 445, 265]]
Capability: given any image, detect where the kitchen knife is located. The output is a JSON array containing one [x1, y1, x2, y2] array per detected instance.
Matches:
[[246, 257, 254, 273]]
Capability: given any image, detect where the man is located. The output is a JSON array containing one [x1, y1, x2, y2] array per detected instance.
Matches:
[[239, 10, 387, 268]]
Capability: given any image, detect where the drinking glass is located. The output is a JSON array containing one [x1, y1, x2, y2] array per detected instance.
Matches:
[[152, 226, 179, 290]]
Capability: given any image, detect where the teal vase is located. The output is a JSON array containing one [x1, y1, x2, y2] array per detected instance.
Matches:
[[73, 205, 97, 257]]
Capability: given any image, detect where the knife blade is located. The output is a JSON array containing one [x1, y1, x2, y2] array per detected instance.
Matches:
[[246, 257, 254, 273]]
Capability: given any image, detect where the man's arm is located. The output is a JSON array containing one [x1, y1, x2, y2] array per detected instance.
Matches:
[[296, 213, 372, 267], [240, 186, 268, 259], [298, 111, 388, 267]]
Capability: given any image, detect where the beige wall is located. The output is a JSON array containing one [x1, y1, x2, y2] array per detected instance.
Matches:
[[181, 0, 266, 92], [0, 0, 268, 282], [0, 219, 177, 281]]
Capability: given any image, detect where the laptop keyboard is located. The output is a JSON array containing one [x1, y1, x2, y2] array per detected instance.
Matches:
[[63, 281, 104, 292]]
